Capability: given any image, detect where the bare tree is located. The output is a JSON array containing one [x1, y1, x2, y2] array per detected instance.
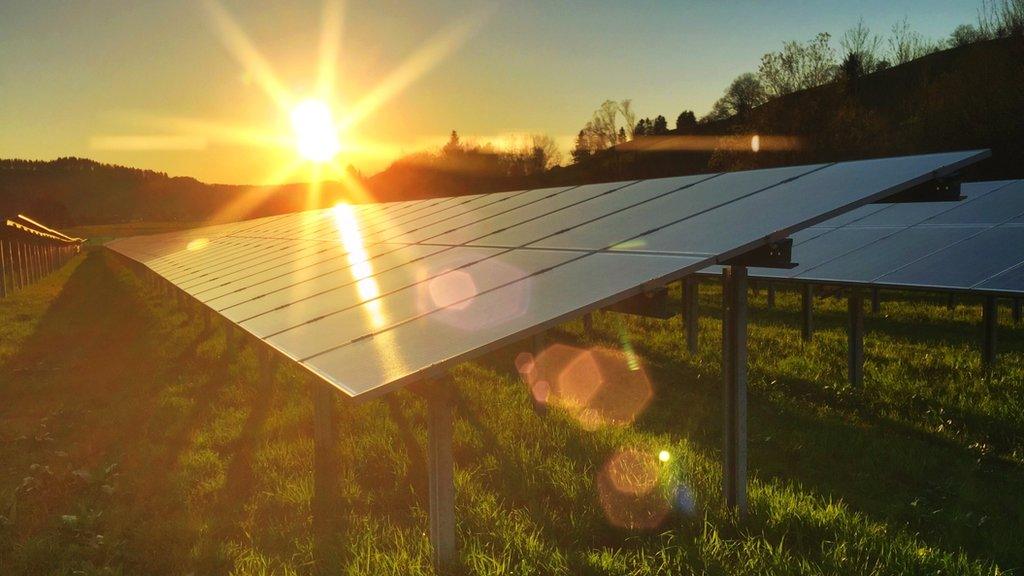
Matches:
[[618, 99, 637, 139], [841, 19, 882, 74], [758, 32, 837, 96], [591, 100, 620, 150], [530, 134, 562, 169], [979, 0, 1024, 37], [887, 17, 936, 65]]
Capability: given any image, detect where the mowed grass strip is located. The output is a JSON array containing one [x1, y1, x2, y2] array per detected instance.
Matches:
[[0, 250, 1021, 575]]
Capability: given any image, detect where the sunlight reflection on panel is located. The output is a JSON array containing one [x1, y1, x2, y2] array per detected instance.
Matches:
[[523, 343, 653, 431], [186, 238, 210, 251], [329, 205, 410, 379], [596, 449, 671, 530], [332, 203, 386, 328], [418, 257, 530, 331]]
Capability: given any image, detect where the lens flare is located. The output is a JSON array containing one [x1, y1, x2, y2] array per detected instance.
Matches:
[[525, 343, 653, 430], [596, 449, 671, 530], [426, 269, 478, 310]]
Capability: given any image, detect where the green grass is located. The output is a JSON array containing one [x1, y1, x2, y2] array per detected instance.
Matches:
[[1, 250, 1022, 574], [63, 222, 202, 247]]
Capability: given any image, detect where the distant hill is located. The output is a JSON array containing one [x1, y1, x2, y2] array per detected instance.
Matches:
[[0, 157, 355, 226], [3, 36, 1021, 226]]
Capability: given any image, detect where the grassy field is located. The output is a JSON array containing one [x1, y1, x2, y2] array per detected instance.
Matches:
[[63, 222, 201, 247], [1, 248, 1022, 575]]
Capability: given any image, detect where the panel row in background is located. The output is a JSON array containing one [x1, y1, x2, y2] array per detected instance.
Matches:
[[701, 180, 1024, 295]]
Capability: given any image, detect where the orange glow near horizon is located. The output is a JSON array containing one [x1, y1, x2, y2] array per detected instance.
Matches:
[[89, 0, 491, 223]]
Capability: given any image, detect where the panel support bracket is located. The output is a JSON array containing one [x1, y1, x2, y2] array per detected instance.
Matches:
[[874, 175, 961, 203], [722, 238, 794, 269]]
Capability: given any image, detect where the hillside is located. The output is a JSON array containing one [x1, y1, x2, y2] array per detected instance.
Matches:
[[544, 36, 1024, 185], [0, 158, 355, 226]]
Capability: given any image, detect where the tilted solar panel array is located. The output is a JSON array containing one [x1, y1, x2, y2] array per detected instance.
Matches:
[[106, 150, 986, 398], [705, 179, 1024, 295]]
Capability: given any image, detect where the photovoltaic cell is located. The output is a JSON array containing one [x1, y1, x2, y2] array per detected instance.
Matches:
[[876, 226, 1024, 289], [713, 179, 1024, 295], [106, 150, 987, 398]]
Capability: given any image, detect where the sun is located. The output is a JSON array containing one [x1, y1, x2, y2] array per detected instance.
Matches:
[[97, 1, 492, 221], [290, 98, 342, 163]]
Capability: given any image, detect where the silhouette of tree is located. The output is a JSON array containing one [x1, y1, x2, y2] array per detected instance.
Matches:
[[841, 19, 882, 73], [571, 129, 592, 164], [675, 110, 697, 133], [705, 73, 767, 121], [633, 118, 652, 136], [652, 115, 668, 135], [618, 99, 637, 139], [949, 23, 985, 47], [839, 51, 866, 83], [979, 0, 1024, 38], [758, 32, 837, 96], [442, 130, 462, 156], [887, 17, 936, 64], [528, 134, 562, 170]]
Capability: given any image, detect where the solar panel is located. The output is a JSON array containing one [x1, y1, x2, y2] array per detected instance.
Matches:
[[107, 150, 987, 398], [708, 179, 1024, 295]]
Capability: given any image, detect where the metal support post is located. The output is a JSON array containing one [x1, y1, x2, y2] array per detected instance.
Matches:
[[426, 380, 456, 571], [801, 284, 813, 342], [983, 296, 997, 369], [848, 290, 864, 386], [0, 241, 7, 298], [721, 266, 748, 517], [312, 382, 338, 539], [684, 277, 699, 354]]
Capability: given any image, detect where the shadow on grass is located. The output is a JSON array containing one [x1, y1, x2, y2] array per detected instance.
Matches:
[[571, 307, 1024, 569]]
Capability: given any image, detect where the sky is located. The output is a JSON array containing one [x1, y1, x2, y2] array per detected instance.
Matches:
[[0, 0, 981, 184]]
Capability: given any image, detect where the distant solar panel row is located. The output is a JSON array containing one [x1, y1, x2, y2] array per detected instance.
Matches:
[[107, 150, 987, 399], [705, 180, 1024, 295]]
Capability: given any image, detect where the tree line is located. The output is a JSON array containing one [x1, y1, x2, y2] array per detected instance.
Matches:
[[568, 0, 1023, 162]]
